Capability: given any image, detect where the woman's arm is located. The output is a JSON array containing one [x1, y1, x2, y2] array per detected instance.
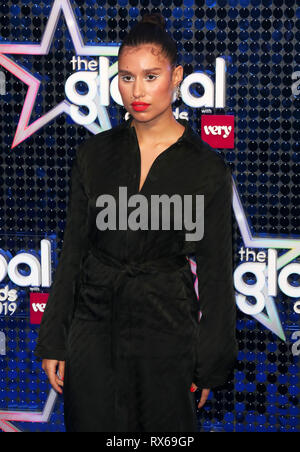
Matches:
[[34, 144, 89, 361], [193, 163, 238, 389]]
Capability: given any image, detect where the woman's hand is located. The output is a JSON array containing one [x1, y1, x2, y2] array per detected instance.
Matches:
[[190, 383, 210, 409], [42, 359, 65, 394]]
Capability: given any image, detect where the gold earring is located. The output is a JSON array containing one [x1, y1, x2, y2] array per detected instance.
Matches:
[[176, 84, 181, 100]]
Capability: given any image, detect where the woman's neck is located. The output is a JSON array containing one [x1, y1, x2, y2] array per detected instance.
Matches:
[[130, 110, 185, 147]]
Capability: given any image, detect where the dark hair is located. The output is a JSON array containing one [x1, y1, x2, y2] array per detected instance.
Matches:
[[118, 13, 178, 68]]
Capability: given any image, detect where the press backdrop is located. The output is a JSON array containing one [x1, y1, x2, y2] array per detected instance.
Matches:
[[0, 0, 299, 432]]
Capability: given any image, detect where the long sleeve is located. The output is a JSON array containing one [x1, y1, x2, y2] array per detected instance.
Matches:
[[193, 163, 238, 389], [34, 145, 89, 361]]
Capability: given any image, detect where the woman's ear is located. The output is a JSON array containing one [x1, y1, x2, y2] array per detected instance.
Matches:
[[172, 64, 183, 88]]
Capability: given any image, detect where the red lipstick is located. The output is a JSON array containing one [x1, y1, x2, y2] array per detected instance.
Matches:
[[131, 102, 150, 112]]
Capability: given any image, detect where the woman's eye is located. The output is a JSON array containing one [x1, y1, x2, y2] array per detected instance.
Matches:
[[146, 74, 159, 81], [121, 75, 133, 82], [120, 74, 159, 82]]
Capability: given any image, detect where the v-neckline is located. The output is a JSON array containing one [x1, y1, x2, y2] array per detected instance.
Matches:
[[128, 118, 188, 194]]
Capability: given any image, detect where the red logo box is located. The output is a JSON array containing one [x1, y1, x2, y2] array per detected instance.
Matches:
[[201, 115, 234, 148], [30, 292, 49, 324]]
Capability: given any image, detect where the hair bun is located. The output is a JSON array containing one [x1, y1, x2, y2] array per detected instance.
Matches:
[[141, 13, 166, 31]]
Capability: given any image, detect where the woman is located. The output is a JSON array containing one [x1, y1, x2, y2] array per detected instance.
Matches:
[[35, 13, 238, 432]]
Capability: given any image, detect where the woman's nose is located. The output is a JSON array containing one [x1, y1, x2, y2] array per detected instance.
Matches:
[[132, 78, 145, 99]]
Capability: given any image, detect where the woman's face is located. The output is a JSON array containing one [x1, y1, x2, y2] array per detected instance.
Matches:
[[118, 43, 183, 123]]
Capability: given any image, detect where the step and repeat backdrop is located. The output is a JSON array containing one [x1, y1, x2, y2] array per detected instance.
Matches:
[[0, 0, 299, 432]]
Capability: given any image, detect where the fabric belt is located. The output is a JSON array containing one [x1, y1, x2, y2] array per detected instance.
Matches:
[[88, 247, 189, 370]]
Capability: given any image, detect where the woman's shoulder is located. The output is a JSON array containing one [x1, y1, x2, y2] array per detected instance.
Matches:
[[80, 121, 127, 150], [182, 120, 231, 180], [75, 120, 129, 165]]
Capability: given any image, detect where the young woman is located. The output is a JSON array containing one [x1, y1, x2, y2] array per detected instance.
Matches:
[[35, 13, 238, 432]]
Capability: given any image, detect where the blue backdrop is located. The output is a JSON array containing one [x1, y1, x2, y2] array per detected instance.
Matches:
[[0, 0, 299, 432]]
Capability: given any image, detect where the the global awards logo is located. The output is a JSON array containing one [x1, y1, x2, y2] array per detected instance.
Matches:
[[0, 0, 299, 432]]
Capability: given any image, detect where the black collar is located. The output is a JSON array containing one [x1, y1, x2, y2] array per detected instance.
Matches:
[[122, 115, 198, 147]]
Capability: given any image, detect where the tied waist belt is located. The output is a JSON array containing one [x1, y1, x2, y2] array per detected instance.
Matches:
[[87, 247, 189, 370], [89, 247, 188, 275]]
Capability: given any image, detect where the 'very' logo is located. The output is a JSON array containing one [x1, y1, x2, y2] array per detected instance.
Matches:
[[201, 115, 234, 149]]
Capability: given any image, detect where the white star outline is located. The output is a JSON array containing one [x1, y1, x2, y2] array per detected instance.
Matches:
[[232, 180, 300, 343], [0, 390, 57, 432], [0, 0, 299, 433], [0, 0, 119, 149]]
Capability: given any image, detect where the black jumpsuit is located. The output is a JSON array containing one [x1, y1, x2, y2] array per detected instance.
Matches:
[[34, 116, 238, 432]]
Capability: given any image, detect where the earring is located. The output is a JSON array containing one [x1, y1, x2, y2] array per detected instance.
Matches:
[[176, 84, 181, 100]]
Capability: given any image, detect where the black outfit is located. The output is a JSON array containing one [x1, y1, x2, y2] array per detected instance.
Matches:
[[35, 117, 238, 432]]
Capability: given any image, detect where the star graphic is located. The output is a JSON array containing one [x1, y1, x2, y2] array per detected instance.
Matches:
[[188, 174, 300, 342], [0, 0, 120, 148], [231, 176, 300, 342], [0, 389, 58, 432]]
